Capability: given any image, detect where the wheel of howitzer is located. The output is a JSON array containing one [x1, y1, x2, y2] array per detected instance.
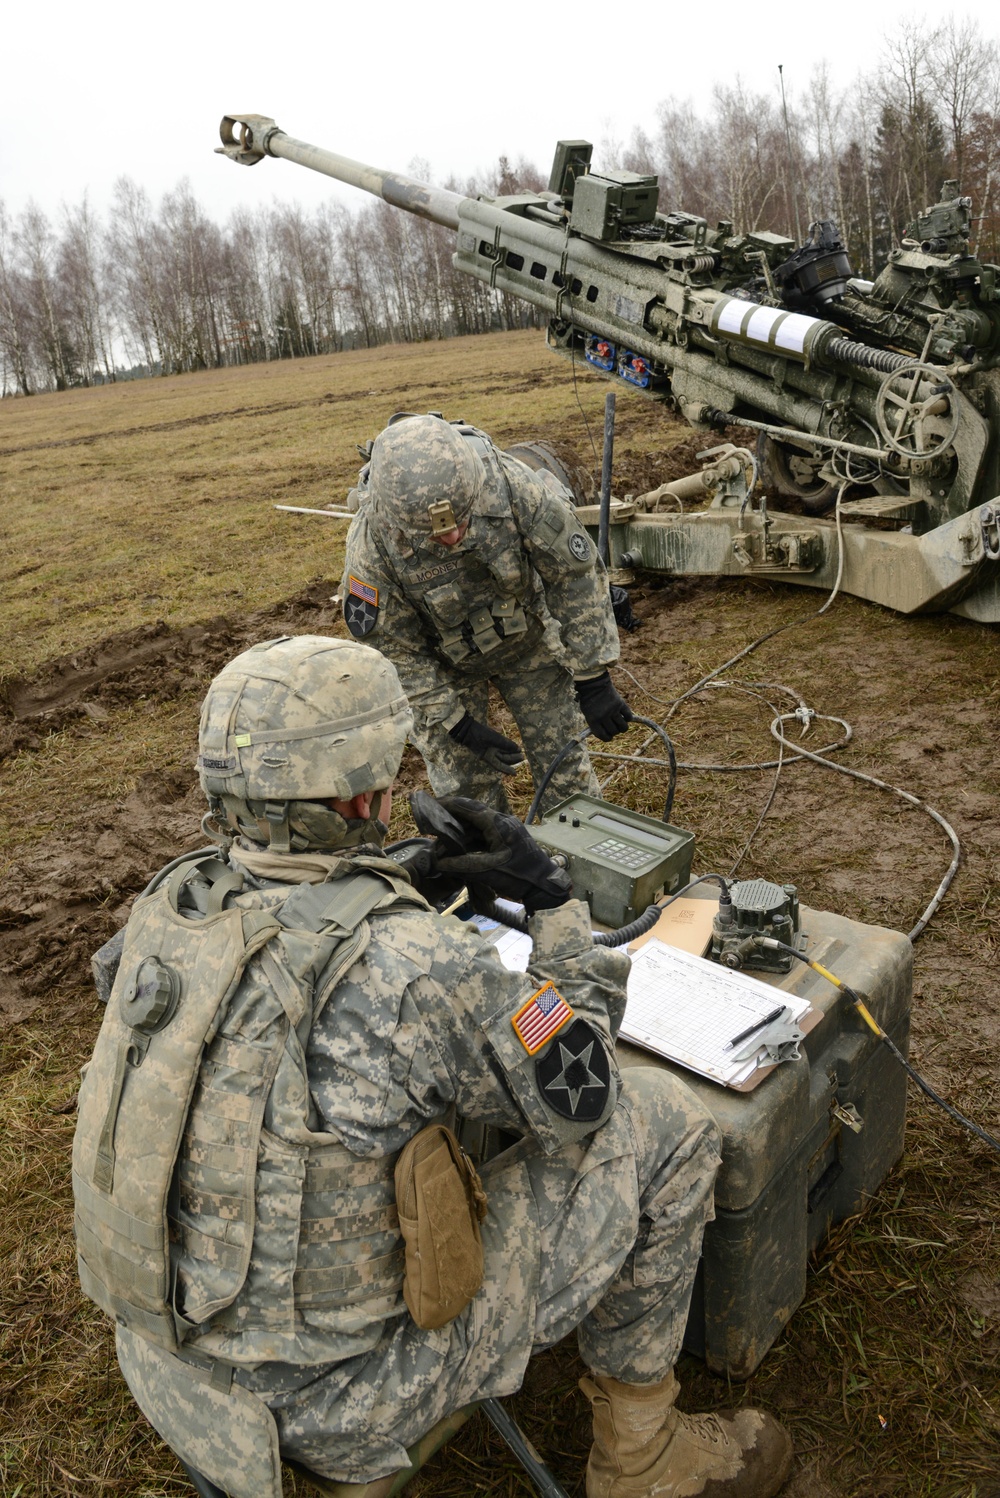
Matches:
[[875, 363, 960, 459], [505, 441, 590, 505], [756, 433, 838, 515]]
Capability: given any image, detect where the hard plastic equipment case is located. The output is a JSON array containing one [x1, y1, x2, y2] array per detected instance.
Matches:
[[617, 904, 912, 1378]]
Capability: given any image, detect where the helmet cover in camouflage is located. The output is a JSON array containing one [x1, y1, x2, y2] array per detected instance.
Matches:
[[197, 635, 412, 848], [367, 415, 484, 534]]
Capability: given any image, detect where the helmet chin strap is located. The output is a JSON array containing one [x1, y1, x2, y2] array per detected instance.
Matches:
[[211, 791, 389, 854]]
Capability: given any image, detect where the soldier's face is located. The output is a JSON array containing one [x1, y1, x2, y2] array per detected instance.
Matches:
[[431, 521, 469, 547], [325, 784, 393, 823]]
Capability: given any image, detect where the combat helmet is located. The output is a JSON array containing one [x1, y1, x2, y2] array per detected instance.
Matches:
[[197, 635, 412, 852], [368, 413, 485, 536]]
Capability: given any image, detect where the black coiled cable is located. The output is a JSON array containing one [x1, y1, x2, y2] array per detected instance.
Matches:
[[483, 873, 731, 948]]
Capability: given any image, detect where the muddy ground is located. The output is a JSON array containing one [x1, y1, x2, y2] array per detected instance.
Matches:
[[2, 562, 998, 1497], [0, 332, 997, 1495]]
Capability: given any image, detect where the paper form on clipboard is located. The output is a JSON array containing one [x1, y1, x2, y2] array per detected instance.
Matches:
[[620, 938, 815, 1087]]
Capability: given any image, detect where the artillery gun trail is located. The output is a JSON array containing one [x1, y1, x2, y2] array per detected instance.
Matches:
[[217, 114, 1000, 623]]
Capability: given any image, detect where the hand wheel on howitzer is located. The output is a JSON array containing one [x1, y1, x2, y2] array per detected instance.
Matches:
[[875, 363, 960, 459]]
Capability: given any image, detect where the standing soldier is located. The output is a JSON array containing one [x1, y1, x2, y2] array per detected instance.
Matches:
[[341, 412, 634, 813]]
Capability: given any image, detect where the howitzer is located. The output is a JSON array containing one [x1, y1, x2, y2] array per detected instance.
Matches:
[[217, 115, 1000, 621]]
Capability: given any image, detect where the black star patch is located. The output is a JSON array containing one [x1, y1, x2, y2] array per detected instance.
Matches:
[[535, 1019, 611, 1121], [344, 594, 378, 638]]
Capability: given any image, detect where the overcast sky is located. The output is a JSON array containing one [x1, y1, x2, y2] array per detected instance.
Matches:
[[3, 1, 998, 227]]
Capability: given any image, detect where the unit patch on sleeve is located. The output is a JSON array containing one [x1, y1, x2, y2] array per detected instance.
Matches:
[[344, 575, 379, 638], [535, 1019, 611, 1121], [512, 981, 573, 1055], [567, 530, 592, 562]]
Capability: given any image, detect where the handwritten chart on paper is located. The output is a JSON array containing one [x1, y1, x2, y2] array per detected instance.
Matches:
[[621, 939, 812, 1086]]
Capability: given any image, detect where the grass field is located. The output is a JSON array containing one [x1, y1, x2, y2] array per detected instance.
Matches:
[[1, 330, 998, 1497]]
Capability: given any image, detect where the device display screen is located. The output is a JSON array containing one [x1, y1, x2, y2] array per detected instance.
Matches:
[[590, 812, 674, 852]]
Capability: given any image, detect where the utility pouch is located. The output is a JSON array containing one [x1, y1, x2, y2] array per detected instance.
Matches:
[[394, 1124, 488, 1330]]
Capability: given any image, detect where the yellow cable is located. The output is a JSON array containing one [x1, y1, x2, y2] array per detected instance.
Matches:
[[804, 957, 885, 1037], [806, 958, 843, 989]]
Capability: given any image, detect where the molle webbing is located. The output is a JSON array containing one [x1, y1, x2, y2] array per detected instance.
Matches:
[[209, 1141, 403, 1334], [72, 866, 281, 1351], [72, 855, 408, 1355], [380, 534, 531, 665]]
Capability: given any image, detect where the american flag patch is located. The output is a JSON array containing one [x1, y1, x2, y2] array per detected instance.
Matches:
[[512, 983, 573, 1055], [348, 575, 378, 606]]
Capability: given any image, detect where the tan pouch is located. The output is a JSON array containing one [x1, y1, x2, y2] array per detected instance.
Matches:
[[394, 1124, 488, 1330]]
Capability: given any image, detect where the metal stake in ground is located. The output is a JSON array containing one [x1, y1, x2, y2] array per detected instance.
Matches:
[[598, 390, 615, 566]]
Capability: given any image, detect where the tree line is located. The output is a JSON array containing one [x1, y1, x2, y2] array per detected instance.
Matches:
[[2, 18, 999, 396]]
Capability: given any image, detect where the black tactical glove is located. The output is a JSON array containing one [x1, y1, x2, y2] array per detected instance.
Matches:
[[411, 793, 572, 914], [385, 835, 469, 912], [575, 671, 634, 742], [447, 711, 525, 774]]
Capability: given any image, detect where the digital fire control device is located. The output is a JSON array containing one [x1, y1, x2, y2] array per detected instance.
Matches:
[[528, 794, 695, 929]]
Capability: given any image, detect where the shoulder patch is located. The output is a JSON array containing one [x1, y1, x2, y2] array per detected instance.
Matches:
[[344, 575, 379, 638], [535, 1019, 611, 1121], [348, 574, 378, 605], [512, 981, 573, 1054], [568, 531, 592, 562]]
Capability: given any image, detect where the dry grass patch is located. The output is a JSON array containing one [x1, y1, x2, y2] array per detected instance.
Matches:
[[1, 335, 998, 1497]]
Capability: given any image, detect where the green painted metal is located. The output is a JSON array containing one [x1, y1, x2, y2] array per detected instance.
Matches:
[[217, 118, 1000, 620]]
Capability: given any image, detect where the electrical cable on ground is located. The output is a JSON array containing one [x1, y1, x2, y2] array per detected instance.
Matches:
[[527, 717, 678, 826], [768, 713, 961, 942], [760, 938, 1000, 1154], [604, 672, 960, 944], [597, 676, 850, 880], [598, 477, 852, 807]]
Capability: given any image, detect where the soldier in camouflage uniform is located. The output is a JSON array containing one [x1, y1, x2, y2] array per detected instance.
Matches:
[[341, 413, 635, 815], [73, 636, 792, 1498]]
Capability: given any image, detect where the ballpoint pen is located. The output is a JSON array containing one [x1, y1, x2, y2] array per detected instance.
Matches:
[[723, 1004, 788, 1052]]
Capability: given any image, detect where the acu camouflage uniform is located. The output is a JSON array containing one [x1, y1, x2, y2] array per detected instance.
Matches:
[[72, 635, 720, 1496], [342, 417, 621, 813], [77, 852, 719, 1492]]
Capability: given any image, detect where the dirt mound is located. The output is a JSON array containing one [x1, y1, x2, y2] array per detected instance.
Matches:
[[0, 579, 343, 762], [0, 766, 204, 1031]]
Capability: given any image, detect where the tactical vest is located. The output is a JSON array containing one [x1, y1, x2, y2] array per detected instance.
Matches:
[[73, 853, 425, 1363], [371, 430, 544, 667]]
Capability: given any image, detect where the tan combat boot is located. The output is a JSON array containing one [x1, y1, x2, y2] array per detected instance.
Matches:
[[579, 1370, 792, 1498]]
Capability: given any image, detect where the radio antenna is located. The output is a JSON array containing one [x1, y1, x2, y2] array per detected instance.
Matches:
[[778, 65, 804, 244]]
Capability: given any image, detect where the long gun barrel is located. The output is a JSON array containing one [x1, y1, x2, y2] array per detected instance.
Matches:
[[217, 115, 463, 229], [217, 113, 999, 602], [215, 113, 930, 427]]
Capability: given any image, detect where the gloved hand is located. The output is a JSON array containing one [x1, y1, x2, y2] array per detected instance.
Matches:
[[447, 711, 525, 774], [385, 835, 468, 912], [411, 793, 572, 914], [388, 839, 436, 884], [575, 671, 634, 741]]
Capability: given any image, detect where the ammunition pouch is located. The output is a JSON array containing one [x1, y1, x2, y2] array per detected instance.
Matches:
[[394, 1124, 488, 1330]]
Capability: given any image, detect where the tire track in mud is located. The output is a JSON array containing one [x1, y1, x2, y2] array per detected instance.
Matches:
[[0, 388, 385, 457], [0, 579, 342, 758]]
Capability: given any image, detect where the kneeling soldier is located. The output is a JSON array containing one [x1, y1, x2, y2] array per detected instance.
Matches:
[[73, 635, 791, 1498]]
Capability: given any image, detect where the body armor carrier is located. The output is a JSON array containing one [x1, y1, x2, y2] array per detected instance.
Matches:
[[73, 852, 425, 1363], [370, 428, 548, 667]]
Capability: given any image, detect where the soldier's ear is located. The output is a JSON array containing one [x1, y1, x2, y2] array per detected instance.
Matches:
[[323, 791, 375, 819]]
